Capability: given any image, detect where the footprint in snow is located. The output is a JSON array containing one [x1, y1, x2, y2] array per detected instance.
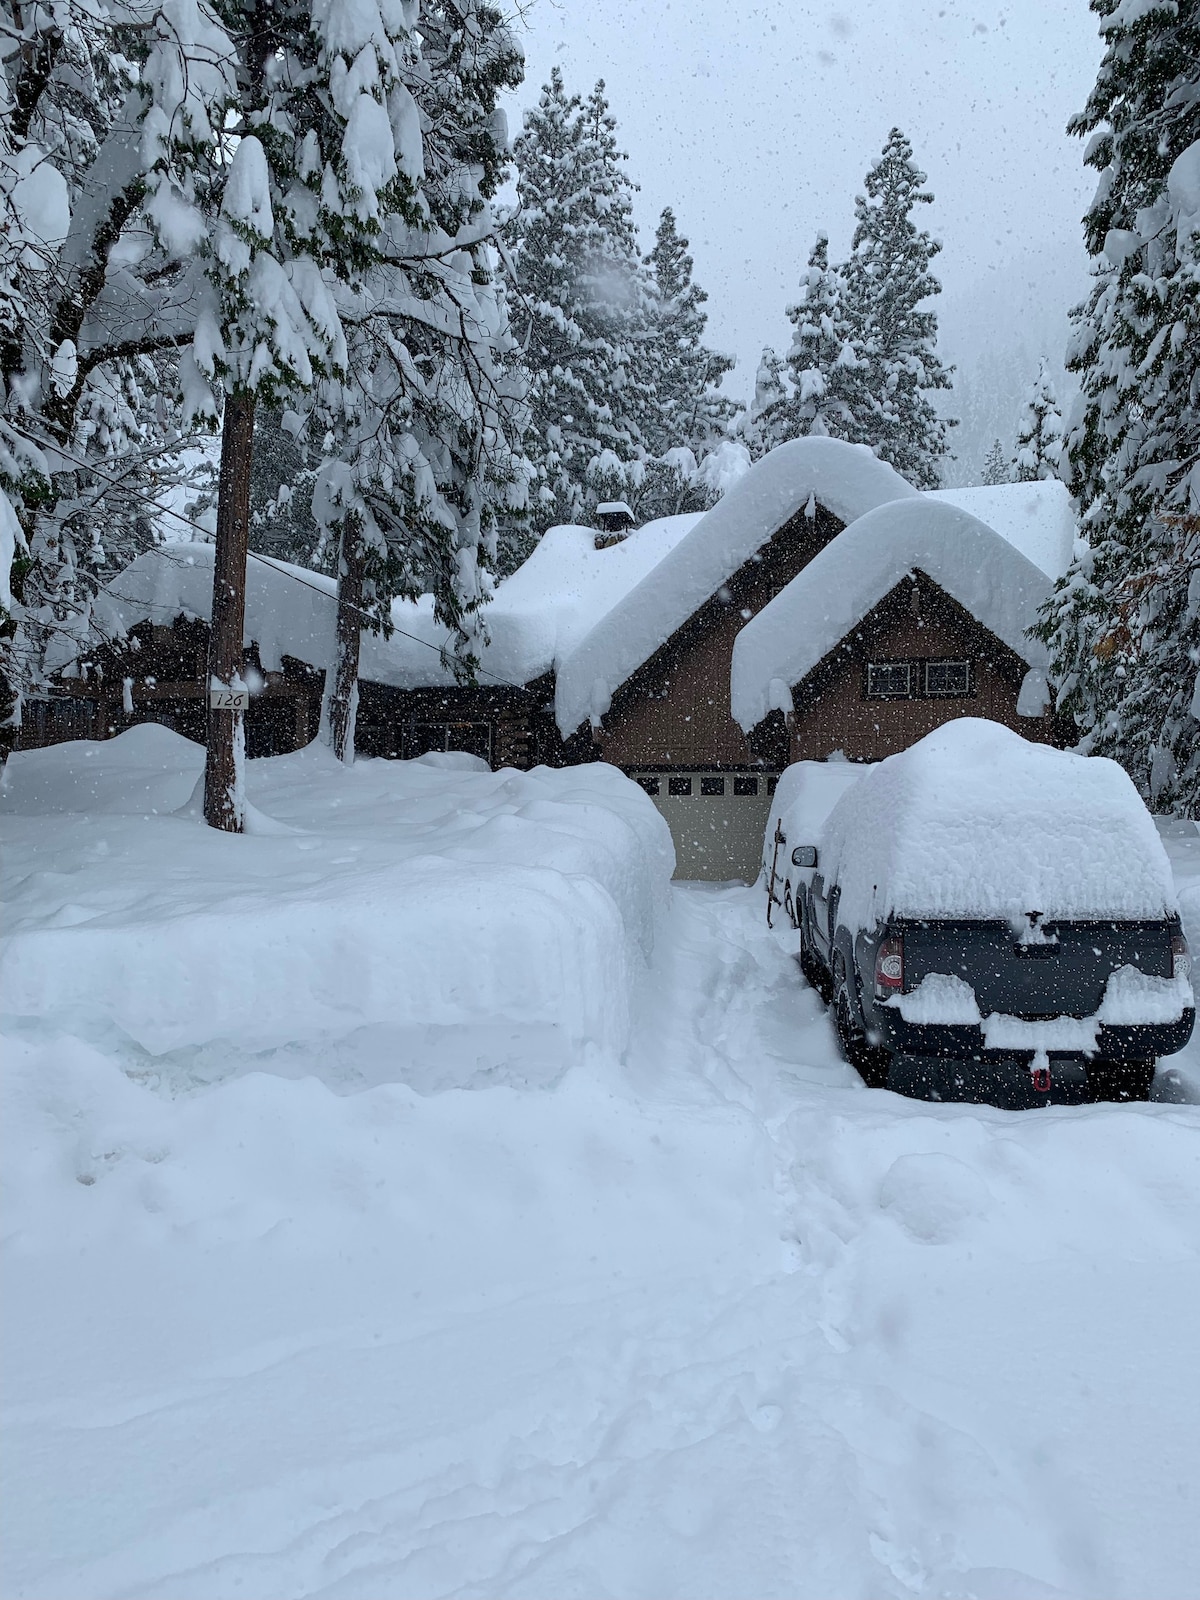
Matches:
[[878, 1153, 992, 1244]]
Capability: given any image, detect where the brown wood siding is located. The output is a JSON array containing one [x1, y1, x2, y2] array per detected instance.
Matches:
[[785, 571, 1064, 762], [25, 616, 323, 756], [594, 502, 845, 769]]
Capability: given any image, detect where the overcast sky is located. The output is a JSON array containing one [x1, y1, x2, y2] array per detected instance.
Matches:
[[507, 0, 1104, 418]]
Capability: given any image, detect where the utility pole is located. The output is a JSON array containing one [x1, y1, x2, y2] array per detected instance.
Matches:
[[203, 392, 256, 831]]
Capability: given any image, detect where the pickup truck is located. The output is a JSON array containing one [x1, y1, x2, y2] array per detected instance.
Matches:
[[783, 721, 1194, 1107]]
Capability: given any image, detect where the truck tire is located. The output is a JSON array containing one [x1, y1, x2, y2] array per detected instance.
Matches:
[[834, 975, 891, 1090], [1088, 1058, 1155, 1103]]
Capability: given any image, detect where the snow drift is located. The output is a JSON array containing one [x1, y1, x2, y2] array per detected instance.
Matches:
[[0, 726, 674, 1075]]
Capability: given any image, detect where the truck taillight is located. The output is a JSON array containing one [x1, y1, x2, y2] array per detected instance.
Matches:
[[1172, 931, 1191, 984], [875, 933, 904, 1000]]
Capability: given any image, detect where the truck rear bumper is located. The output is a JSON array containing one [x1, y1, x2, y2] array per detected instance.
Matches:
[[875, 1010, 1195, 1063]]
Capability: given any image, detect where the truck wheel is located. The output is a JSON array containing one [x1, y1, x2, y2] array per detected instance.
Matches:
[[835, 977, 891, 1089], [799, 904, 832, 1001], [1088, 1058, 1155, 1103]]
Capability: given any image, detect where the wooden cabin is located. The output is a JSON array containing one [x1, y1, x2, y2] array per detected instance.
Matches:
[[30, 445, 1076, 884]]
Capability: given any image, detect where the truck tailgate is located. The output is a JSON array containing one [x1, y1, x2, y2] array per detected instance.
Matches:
[[899, 920, 1175, 1019]]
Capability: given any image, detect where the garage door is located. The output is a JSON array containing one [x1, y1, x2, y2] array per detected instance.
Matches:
[[630, 770, 779, 883]]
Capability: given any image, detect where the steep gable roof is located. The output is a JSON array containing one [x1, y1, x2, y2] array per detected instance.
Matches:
[[555, 437, 918, 737], [730, 497, 1054, 733], [929, 479, 1076, 579]]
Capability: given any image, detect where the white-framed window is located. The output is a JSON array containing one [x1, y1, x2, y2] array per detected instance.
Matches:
[[866, 660, 914, 699], [924, 659, 972, 697]]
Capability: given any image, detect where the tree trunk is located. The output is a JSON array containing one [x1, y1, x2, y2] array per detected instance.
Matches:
[[328, 522, 365, 764], [204, 392, 255, 831]]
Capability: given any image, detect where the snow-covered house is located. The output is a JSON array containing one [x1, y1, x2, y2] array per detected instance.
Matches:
[[34, 442, 1075, 881], [730, 497, 1061, 766]]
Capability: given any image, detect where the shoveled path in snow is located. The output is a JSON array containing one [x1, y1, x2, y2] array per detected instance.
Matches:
[[5, 884, 1200, 1599]]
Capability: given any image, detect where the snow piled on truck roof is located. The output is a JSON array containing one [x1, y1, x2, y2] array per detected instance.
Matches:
[[730, 497, 1054, 733], [55, 512, 702, 688], [821, 719, 1179, 931], [555, 437, 918, 737]]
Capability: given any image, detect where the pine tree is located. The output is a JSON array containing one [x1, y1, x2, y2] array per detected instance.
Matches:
[[509, 71, 647, 533], [640, 207, 736, 460], [775, 233, 865, 443], [981, 439, 1011, 486], [740, 346, 790, 459], [0, 0, 208, 733], [838, 128, 954, 488], [317, 0, 529, 761], [1035, 0, 1200, 813], [1014, 358, 1064, 482]]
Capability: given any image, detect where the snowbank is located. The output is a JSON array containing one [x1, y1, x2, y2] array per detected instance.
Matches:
[[819, 719, 1179, 930], [929, 478, 1076, 580], [0, 726, 674, 1074], [731, 497, 1053, 733], [556, 437, 918, 737], [49, 513, 702, 689]]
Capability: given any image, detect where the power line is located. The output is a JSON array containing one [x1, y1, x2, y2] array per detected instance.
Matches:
[[17, 427, 541, 701]]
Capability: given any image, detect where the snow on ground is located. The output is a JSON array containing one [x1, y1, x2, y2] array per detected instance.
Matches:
[[2, 736, 1200, 1600], [0, 725, 673, 1075]]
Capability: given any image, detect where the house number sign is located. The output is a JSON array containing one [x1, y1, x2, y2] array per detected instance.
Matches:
[[209, 686, 250, 711]]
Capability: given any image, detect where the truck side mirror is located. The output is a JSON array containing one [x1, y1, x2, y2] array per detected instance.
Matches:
[[791, 845, 818, 869]]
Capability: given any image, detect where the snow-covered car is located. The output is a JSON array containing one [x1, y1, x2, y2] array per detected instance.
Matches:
[[794, 720, 1194, 1106], [763, 758, 874, 931]]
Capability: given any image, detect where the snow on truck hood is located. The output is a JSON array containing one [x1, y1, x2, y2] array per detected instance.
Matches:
[[821, 720, 1179, 931]]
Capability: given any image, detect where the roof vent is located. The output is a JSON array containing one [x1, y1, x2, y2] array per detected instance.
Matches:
[[594, 501, 636, 546]]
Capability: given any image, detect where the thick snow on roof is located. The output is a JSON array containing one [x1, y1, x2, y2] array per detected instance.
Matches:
[[929, 479, 1075, 579], [731, 497, 1053, 733], [555, 437, 918, 737], [57, 542, 339, 677], [821, 719, 1179, 930], [57, 513, 701, 689]]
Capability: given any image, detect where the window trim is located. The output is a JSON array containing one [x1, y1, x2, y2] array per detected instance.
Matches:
[[863, 657, 975, 702], [923, 658, 972, 698], [865, 659, 915, 700]]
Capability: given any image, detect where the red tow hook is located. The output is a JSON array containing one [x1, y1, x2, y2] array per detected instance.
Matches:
[[1030, 1059, 1052, 1094]]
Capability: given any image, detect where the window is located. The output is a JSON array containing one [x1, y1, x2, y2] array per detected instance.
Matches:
[[866, 660, 914, 699], [636, 774, 661, 796], [865, 658, 974, 701], [733, 775, 759, 797], [668, 775, 692, 797], [767, 775, 779, 796], [924, 659, 972, 698], [402, 721, 492, 762], [701, 775, 725, 796]]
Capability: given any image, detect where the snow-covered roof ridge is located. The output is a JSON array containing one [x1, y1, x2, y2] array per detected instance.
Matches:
[[53, 513, 704, 692], [555, 437, 919, 737], [928, 479, 1076, 580], [730, 496, 1054, 733]]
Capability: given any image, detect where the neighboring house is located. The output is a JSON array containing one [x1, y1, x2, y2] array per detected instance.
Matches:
[[30, 441, 1075, 881]]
